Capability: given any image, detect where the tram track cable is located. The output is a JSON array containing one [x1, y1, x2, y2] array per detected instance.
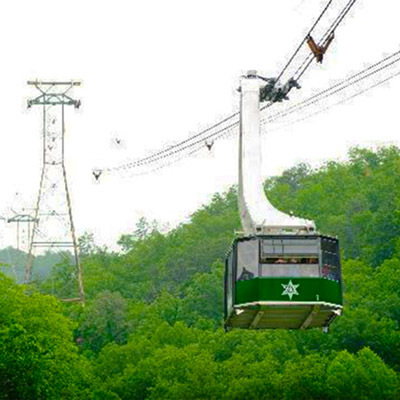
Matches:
[[263, 68, 400, 134], [294, 0, 358, 81], [108, 118, 241, 172], [124, 64, 400, 176], [179, 51, 400, 157], [117, 143, 207, 176], [102, 110, 240, 172], [114, 63, 400, 177], [100, 1, 353, 174], [276, 0, 334, 82], [136, 49, 400, 170], [110, 51, 400, 175], [265, 49, 400, 124]]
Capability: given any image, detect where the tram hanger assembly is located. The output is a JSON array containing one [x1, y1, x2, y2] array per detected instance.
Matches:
[[224, 72, 342, 331]]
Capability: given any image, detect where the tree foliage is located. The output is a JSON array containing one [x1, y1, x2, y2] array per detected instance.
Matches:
[[0, 274, 94, 399], [2, 147, 400, 398]]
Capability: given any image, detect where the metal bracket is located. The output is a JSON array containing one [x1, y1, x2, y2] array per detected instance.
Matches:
[[259, 77, 300, 103]]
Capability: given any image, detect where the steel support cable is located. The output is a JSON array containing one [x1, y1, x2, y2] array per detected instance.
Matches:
[[109, 102, 276, 172], [101, 3, 338, 174], [102, 111, 239, 173], [266, 57, 400, 122], [264, 50, 400, 123], [211, 56, 400, 142], [114, 132, 234, 178], [202, 69, 400, 160], [116, 143, 207, 177], [100, 1, 357, 175], [202, 1, 355, 138], [329, 0, 357, 33], [116, 143, 206, 173], [262, 69, 400, 134], [294, 0, 357, 81], [108, 119, 241, 172], [117, 52, 400, 174], [213, 55, 400, 141], [115, 121, 245, 177], [114, 65, 400, 177], [276, 0, 335, 82]]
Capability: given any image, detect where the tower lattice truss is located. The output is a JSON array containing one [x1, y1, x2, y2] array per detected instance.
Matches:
[[25, 81, 84, 302]]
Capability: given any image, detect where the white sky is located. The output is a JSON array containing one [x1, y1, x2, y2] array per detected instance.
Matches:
[[0, 0, 399, 249]]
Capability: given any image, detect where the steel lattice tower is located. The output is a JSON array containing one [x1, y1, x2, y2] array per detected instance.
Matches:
[[25, 81, 84, 302]]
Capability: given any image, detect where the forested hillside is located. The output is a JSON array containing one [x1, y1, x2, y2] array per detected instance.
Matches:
[[2, 147, 400, 399], [0, 248, 65, 283]]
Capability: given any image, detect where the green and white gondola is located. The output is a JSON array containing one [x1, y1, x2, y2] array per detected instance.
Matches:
[[224, 71, 343, 330], [225, 234, 342, 330]]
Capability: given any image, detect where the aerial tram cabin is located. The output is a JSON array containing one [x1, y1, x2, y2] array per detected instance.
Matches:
[[224, 234, 342, 330], [224, 71, 342, 331]]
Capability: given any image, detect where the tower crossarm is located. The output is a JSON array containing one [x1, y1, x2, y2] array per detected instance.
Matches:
[[27, 93, 81, 108], [27, 81, 81, 108]]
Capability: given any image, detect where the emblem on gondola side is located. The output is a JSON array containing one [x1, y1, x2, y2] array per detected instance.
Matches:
[[281, 280, 300, 300]]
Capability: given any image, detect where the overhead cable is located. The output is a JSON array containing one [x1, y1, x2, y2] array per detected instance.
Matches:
[[263, 69, 400, 134], [140, 49, 400, 170], [276, 0, 334, 82], [100, 1, 347, 174], [295, 0, 358, 81], [266, 50, 400, 124], [105, 49, 400, 175]]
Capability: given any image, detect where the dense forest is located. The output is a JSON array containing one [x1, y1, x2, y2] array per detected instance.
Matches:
[[2, 146, 400, 399]]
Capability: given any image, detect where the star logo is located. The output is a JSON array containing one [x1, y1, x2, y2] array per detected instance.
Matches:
[[281, 280, 300, 300]]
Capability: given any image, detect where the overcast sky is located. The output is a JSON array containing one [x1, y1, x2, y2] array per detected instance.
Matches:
[[0, 0, 399, 249]]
